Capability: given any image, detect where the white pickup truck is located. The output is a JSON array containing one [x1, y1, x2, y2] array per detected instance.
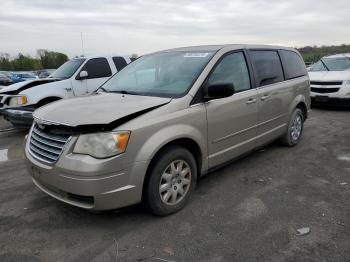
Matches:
[[0, 55, 131, 127]]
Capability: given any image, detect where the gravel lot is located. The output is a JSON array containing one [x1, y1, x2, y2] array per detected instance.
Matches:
[[0, 108, 349, 262]]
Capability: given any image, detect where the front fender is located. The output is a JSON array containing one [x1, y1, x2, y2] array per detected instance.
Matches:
[[134, 124, 208, 172], [20, 80, 71, 105], [125, 123, 207, 195]]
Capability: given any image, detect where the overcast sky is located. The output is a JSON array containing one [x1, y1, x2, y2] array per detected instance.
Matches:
[[0, 0, 349, 58]]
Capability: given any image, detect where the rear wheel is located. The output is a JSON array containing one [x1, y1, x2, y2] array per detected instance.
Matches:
[[144, 146, 197, 216], [281, 108, 304, 146]]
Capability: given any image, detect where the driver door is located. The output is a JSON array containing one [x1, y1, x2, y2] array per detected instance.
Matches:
[[72, 58, 112, 96], [205, 51, 259, 168]]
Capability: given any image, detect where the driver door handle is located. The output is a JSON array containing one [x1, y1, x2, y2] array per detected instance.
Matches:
[[65, 87, 72, 91], [246, 98, 257, 104]]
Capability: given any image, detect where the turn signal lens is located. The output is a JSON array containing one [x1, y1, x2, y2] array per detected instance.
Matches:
[[116, 133, 130, 153], [20, 96, 28, 105]]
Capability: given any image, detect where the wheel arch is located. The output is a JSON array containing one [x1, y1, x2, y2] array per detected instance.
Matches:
[[36, 96, 62, 108], [141, 137, 204, 201], [289, 95, 309, 120]]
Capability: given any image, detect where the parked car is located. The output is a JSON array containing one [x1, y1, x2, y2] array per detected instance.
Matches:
[[24, 44, 310, 215], [308, 53, 350, 106], [0, 55, 130, 127], [10, 72, 37, 83], [0, 72, 13, 86], [37, 69, 56, 79]]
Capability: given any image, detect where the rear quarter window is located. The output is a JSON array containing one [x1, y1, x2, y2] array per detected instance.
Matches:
[[249, 50, 284, 87], [112, 57, 128, 71], [280, 50, 307, 79]]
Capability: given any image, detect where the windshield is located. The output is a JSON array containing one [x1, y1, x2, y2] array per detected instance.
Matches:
[[50, 58, 85, 79], [309, 56, 350, 72], [101, 51, 215, 98]]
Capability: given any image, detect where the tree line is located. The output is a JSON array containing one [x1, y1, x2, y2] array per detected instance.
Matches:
[[0, 49, 68, 71], [297, 44, 350, 63], [1, 44, 349, 71]]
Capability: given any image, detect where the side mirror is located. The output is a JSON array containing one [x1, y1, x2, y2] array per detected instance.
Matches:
[[205, 82, 235, 101], [78, 70, 88, 80]]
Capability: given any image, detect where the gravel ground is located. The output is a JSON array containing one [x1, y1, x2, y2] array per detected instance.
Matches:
[[0, 108, 349, 262]]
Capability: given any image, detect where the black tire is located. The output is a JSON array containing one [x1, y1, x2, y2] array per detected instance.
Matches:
[[281, 108, 304, 147], [144, 146, 197, 216]]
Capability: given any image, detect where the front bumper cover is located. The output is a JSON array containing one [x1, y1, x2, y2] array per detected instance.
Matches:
[[24, 135, 148, 210], [0, 107, 34, 127], [311, 96, 350, 107]]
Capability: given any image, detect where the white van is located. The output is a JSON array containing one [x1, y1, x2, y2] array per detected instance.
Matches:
[[0, 55, 131, 127]]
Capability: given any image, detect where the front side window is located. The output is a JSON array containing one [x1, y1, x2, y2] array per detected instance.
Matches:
[[50, 59, 85, 79], [102, 51, 215, 98], [309, 57, 350, 72], [207, 52, 251, 92], [250, 50, 284, 87], [280, 50, 307, 79], [81, 58, 112, 79]]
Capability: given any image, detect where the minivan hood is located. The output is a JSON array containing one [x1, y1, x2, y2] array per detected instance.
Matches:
[[34, 93, 171, 128], [308, 71, 350, 82]]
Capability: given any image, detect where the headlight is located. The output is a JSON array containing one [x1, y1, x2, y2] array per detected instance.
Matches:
[[73, 131, 130, 158], [8, 96, 28, 107], [343, 80, 350, 86]]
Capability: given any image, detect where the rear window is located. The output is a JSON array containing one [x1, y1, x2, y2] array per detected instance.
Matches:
[[249, 50, 284, 87], [280, 50, 307, 79], [112, 57, 128, 71]]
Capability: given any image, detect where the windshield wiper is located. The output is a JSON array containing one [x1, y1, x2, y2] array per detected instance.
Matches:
[[110, 90, 140, 95], [342, 54, 350, 62], [96, 86, 109, 93], [320, 59, 330, 71]]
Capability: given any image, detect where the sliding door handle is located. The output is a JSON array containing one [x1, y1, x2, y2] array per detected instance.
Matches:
[[260, 95, 270, 101], [246, 98, 257, 104]]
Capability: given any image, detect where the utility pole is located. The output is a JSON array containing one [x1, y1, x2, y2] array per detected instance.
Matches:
[[80, 32, 85, 57]]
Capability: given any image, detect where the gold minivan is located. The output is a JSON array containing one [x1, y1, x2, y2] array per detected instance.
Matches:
[[24, 45, 310, 215]]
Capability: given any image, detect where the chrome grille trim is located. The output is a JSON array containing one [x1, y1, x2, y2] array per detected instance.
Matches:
[[28, 123, 71, 164]]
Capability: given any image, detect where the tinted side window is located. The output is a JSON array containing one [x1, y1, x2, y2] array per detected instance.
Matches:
[[250, 50, 284, 87], [207, 52, 251, 92], [82, 58, 112, 79], [280, 50, 307, 79], [113, 57, 128, 71]]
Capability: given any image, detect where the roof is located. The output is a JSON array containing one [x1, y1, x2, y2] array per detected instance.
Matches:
[[71, 54, 130, 60], [153, 44, 297, 54], [323, 53, 350, 59]]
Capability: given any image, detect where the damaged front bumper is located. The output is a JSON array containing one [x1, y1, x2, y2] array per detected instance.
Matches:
[[0, 107, 34, 128]]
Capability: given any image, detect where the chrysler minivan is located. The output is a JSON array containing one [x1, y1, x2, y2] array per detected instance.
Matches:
[[24, 45, 310, 215]]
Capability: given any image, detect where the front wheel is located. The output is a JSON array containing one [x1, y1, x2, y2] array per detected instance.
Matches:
[[144, 146, 197, 216], [281, 108, 304, 147]]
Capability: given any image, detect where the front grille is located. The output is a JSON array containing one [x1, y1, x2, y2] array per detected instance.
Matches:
[[311, 87, 340, 94], [310, 81, 343, 86], [29, 124, 70, 164]]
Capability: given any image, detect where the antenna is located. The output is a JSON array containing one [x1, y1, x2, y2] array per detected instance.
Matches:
[[80, 32, 85, 57]]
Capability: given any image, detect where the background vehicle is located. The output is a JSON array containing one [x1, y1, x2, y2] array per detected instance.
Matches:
[[36, 69, 56, 78], [24, 45, 310, 215], [10, 72, 37, 83], [0, 55, 131, 127], [0, 72, 13, 86], [308, 53, 350, 106]]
